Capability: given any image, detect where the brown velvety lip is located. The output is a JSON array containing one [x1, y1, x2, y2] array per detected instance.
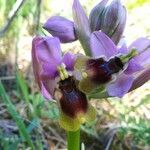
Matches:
[[58, 76, 88, 118]]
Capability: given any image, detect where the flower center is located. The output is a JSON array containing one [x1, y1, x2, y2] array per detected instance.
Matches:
[[57, 64, 69, 80], [86, 57, 124, 84], [85, 49, 137, 85]]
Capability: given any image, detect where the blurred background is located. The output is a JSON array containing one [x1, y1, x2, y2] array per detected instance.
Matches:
[[0, 0, 150, 149]]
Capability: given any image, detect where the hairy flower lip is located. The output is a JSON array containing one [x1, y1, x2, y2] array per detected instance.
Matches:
[[53, 76, 96, 131], [58, 76, 88, 118]]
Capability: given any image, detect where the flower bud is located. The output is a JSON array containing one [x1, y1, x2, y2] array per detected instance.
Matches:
[[101, 0, 126, 44], [72, 0, 92, 56], [89, 0, 108, 31], [43, 16, 77, 43], [89, 0, 126, 44]]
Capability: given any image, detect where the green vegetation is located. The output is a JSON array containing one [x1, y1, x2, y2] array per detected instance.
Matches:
[[0, 72, 60, 149]]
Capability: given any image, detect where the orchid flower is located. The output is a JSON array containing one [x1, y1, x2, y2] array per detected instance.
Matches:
[[32, 0, 150, 149], [43, 0, 149, 99], [32, 36, 96, 131], [72, 0, 150, 98], [43, 0, 126, 55], [75, 31, 150, 98]]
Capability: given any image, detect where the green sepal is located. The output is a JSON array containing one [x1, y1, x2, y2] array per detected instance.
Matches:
[[74, 55, 89, 71], [88, 90, 109, 99], [120, 48, 138, 64], [79, 78, 97, 94], [84, 103, 96, 122]]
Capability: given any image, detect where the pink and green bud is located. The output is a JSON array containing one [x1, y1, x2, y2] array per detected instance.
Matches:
[[43, 16, 77, 43], [101, 0, 126, 44]]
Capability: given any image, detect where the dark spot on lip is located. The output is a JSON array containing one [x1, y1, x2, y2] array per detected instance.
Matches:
[[86, 57, 124, 85], [114, 57, 124, 69], [108, 57, 124, 74], [58, 76, 88, 118]]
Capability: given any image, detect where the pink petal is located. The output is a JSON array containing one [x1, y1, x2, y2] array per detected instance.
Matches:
[[107, 73, 134, 97], [124, 59, 144, 75], [125, 46, 150, 75], [90, 31, 117, 59], [129, 37, 150, 52], [36, 36, 62, 65], [132, 47, 150, 67], [36, 36, 62, 78], [118, 44, 128, 54], [32, 36, 58, 100], [130, 68, 150, 91], [63, 52, 76, 71], [41, 79, 57, 100]]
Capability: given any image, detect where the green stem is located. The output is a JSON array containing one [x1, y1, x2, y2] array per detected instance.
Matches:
[[67, 129, 80, 150]]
